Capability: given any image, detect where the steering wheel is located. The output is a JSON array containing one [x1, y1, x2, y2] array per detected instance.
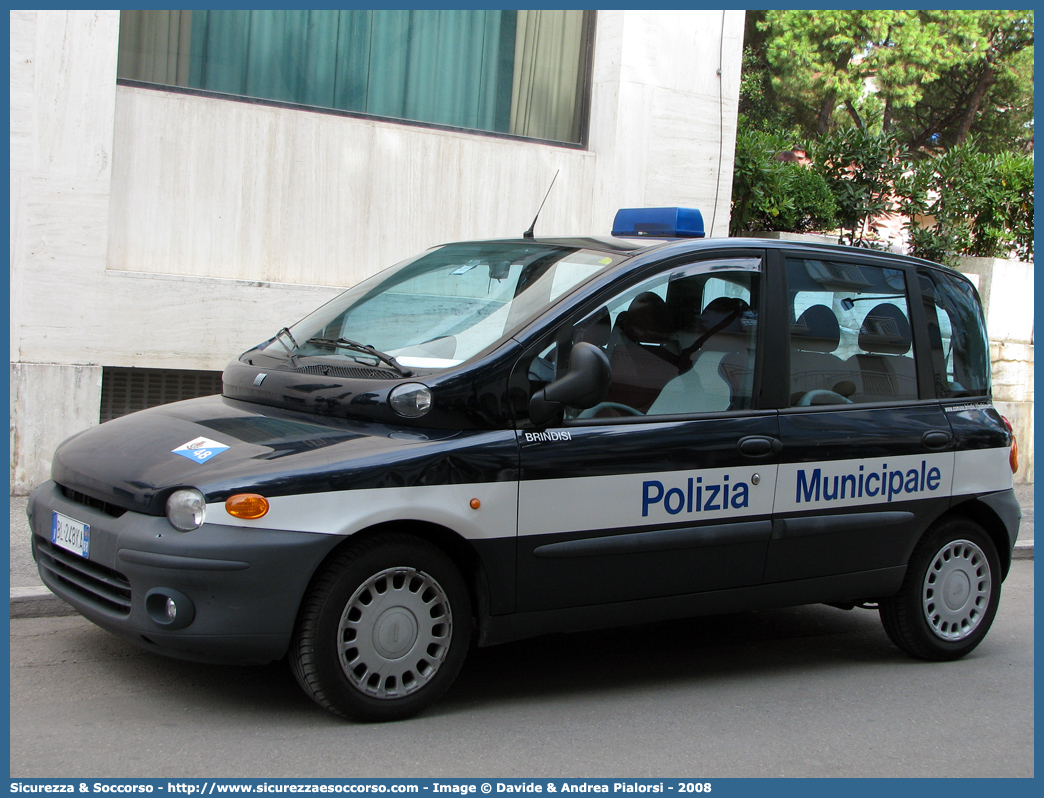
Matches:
[[796, 389, 854, 407], [578, 402, 645, 418]]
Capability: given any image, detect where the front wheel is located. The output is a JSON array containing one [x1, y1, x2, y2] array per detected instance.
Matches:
[[879, 517, 1001, 661], [291, 534, 472, 722]]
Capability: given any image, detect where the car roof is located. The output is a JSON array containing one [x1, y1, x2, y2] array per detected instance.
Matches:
[[438, 234, 956, 276]]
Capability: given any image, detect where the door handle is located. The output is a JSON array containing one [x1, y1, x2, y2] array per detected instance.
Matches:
[[922, 430, 953, 450], [738, 436, 782, 457]]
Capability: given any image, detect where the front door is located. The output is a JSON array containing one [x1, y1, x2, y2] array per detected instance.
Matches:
[[514, 253, 780, 612]]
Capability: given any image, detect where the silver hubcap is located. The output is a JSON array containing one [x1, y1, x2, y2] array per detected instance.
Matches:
[[922, 539, 991, 642], [337, 567, 452, 700]]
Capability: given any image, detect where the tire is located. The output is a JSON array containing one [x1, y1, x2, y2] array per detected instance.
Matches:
[[879, 516, 1001, 661], [290, 534, 472, 722]]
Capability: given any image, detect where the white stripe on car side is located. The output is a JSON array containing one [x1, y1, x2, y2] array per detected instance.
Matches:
[[205, 447, 1012, 540], [952, 446, 1015, 495], [772, 451, 955, 514], [207, 481, 518, 539], [518, 464, 777, 538]]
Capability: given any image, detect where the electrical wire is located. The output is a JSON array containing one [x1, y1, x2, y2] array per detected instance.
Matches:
[[709, 9, 726, 236]]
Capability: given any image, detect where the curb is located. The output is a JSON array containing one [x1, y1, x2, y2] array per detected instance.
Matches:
[[10, 541, 1034, 619], [10, 586, 79, 618]]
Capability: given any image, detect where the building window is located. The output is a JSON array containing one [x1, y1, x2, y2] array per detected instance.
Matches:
[[100, 367, 223, 423], [117, 10, 593, 145]]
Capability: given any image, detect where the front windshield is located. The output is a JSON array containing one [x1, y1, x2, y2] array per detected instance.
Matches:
[[280, 242, 624, 370]]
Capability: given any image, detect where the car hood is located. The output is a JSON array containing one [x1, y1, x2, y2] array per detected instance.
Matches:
[[50, 395, 509, 516]]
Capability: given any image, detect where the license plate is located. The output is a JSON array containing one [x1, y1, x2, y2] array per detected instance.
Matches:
[[52, 511, 90, 558]]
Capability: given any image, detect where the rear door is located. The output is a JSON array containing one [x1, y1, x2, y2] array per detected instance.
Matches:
[[513, 251, 781, 612], [767, 254, 954, 583]]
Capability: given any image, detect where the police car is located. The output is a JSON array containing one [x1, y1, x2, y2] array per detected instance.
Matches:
[[28, 208, 1021, 722]]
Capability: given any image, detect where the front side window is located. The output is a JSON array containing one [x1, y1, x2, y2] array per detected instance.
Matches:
[[528, 258, 762, 420], [117, 10, 592, 144], [786, 258, 917, 406]]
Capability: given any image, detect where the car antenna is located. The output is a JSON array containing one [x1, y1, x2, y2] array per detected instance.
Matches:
[[523, 170, 559, 239]]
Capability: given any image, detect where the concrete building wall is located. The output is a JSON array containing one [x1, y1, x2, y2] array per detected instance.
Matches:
[[10, 9, 746, 493], [10, 10, 121, 492]]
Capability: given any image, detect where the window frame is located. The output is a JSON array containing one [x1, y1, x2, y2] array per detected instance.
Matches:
[[115, 10, 597, 150]]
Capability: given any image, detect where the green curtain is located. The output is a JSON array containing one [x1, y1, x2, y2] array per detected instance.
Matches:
[[118, 10, 588, 143], [187, 10, 515, 133]]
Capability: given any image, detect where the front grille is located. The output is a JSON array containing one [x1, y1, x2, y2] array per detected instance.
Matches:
[[34, 537, 132, 616], [275, 363, 398, 380], [59, 485, 127, 518]]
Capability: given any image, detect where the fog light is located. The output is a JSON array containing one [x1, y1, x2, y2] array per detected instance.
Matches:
[[225, 493, 270, 519], [145, 588, 195, 630]]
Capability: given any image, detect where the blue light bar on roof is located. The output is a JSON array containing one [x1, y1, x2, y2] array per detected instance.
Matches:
[[612, 207, 705, 239]]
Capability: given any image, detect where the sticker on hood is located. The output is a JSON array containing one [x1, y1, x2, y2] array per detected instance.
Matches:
[[172, 436, 230, 464]]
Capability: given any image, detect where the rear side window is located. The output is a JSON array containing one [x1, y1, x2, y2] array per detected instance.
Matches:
[[786, 258, 917, 406], [919, 269, 991, 399]]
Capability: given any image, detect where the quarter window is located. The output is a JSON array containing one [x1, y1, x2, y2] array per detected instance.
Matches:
[[786, 258, 917, 406], [919, 269, 991, 398]]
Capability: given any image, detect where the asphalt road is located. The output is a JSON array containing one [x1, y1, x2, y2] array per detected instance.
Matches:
[[9, 561, 1033, 779]]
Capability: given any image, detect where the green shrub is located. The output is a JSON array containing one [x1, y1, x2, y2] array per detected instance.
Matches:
[[730, 128, 794, 236], [776, 166, 837, 233], [898, 143, 1034, 266], [730, 127, 836, 235], [816, 129, 906, 249]]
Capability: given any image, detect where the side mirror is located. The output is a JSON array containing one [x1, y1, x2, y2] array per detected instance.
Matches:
[[529, 342, 611, 425]]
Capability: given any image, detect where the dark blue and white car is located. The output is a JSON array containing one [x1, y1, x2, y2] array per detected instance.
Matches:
[[28, 208, 1021, 721]]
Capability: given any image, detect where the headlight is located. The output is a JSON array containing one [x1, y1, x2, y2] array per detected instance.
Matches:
[[389, 382, 433, 418], [166, 488, 207, 531]]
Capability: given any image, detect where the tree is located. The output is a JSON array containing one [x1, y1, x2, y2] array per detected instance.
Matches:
[[753, 10, 1033, 151], [892, 12, 1034, 153]]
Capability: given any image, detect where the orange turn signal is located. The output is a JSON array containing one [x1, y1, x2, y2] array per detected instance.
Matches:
[[470, 498, 481, 510], [225, 493, 270, 520]]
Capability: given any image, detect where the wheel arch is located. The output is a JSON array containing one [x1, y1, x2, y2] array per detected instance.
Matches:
[[302, 520, 496, 640], [945, 497, 1014, 579]]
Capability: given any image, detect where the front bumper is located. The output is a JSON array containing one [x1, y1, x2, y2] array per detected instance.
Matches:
[[27, 481, 343, 664]]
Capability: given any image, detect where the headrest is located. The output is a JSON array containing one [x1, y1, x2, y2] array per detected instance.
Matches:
[[792, 305, 840, 353], [859, 303, 911, 355], [696, 296, 751, 336], [619, 292, 674, 343]]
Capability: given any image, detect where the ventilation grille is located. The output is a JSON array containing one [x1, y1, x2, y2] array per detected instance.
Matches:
[[100, 367, 223, 423], [34, 537, 132, 616], [274, 363, 398, 380]]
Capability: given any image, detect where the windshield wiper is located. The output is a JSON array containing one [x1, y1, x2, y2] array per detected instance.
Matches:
[[306, 337, 413, 377], [274, 327, 300, 366]]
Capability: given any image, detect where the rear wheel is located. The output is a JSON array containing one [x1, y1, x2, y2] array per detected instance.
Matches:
[[880, 517, 1000, 661], [291, 534, 471, 721]]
